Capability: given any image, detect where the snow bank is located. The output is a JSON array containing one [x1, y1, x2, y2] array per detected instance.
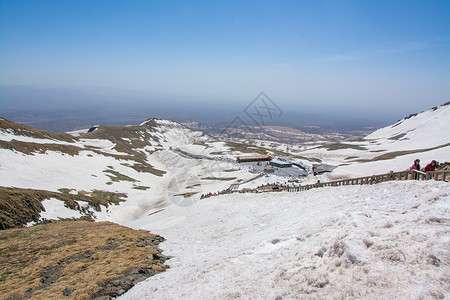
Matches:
[[39, 198, 83, 220], [0, 131, 75, 145], [367, 103, 450, 148], [121, 181, 450, 299]]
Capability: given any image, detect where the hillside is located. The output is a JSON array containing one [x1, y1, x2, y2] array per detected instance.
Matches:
[[0, 220, 168, 299], [0, 116, 282, 226], [296, 102, 450, 181], [121, 180, 449, 299], [1, 103, 449, 299], [0, 117, 225, 223], [1, 102, 450, 226]]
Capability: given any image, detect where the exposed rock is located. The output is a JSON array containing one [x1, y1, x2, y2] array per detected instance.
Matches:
[[62, 287, 72, 296]]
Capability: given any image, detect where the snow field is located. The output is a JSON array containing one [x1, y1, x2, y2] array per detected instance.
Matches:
[[328, 146, 450, 181], [298, 104, 450, 181], [367, 104, 450, 147], [121, 180, 450, 299]]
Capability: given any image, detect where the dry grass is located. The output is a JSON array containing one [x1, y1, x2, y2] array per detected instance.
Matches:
[[0, 221, 167, 300], [201, 177, 237, 181], [0, 118, 165, 177], [174, 192, 199, 198], [0, 187, 126, 230], [225, 141, 268, 155], [355, 142, 450, 162], [82, 125, 165, 176], [0, 139, 83, 156], [319, 143, 366, 151], [388, 133, 407, 140], [132, 186, 150, 191], [193, 141, 209, 148], [345, 156, 360, 160], [103, 169, 137, 182], [225, 141, 321, 162], [185, 184, 201, 189], [210, 151, 224, 155], [0, 118, 75, 142]]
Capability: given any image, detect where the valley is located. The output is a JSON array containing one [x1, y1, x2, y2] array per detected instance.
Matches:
[[0, 102, 449, 299]]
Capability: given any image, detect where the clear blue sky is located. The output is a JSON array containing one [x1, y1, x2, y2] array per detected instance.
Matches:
[[0, 0, 449, 119]]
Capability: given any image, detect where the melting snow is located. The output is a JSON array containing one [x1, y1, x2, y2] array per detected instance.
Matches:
[[121, 181, 450, 299]]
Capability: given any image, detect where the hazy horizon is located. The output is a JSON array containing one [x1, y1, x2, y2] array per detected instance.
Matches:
[[1, 84, 435, 133], [1, 0, 449, 128]]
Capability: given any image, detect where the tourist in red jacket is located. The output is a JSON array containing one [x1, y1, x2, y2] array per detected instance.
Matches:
[[424, 160, 437, 172]]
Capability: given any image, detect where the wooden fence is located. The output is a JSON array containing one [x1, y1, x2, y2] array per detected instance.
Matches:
[[286, 170, 449, 192], [201, 170, 449, 199]]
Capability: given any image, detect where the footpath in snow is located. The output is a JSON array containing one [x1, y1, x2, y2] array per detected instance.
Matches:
[[121, 180, 450, 299]]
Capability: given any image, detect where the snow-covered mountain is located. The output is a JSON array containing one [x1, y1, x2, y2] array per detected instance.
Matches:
[[0, 117, 257, 224], [298, 102, 450, 181], [1, 103, 449, 298], [2, 102, 449, 225], [114, 103, 450, 299]]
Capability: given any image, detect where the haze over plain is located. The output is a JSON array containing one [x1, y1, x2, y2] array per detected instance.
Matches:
[[0, 0, 449, 128]]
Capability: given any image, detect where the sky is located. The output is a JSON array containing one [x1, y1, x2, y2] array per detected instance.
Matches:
[[0, 0, 449, 123]]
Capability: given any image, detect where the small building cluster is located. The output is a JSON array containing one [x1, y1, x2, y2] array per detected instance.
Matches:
[[312, 164, 336, 175], [269, 159, 292, 168], [236, 154, 308, 177]]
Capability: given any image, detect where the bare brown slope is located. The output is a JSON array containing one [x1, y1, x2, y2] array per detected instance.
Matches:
[[82, 124, 157, 155], [0, 187, 127, 230], [0, 220, 168, 300], [0, 117, 165, 176], [0, 117, 75, 142], [82, 123, 165, 175]]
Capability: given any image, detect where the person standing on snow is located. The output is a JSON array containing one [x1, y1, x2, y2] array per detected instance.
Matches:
[[410, 159, 421, 180], [424, 160, 437, 172], [410, 159, 421, 170]]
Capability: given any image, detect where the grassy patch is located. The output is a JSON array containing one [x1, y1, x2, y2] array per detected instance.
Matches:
[[225, 141, 268, 155], [257, 147, 322, 163], [103, 169, 137, 182], [0, 187, 127, 229], [345, 156, 360, 160], [0, 118, 75, 142], [193, 141, 209, 148], [210, 151, 224, 155], [174, 192, 199, 198], [89, 190, 127, 204], [223, 169, 239, 172], [129, 162, 165, 176], [388, 133, 407, 140], [0, 139, 83, 156], [132, 186, 150, 191], [355, 143, 450, 162], [1, 118, 165, 177], [319, 143, 367, 151], [80, 125, 166, 177], [0, 221, 167, 299], [186, 184, 201, 189], [57, 188, 75, 195], [201, 177, 237, 181]]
